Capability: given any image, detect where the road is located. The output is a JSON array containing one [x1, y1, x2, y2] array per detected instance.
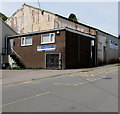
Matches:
[[2, 64, 118, 112]]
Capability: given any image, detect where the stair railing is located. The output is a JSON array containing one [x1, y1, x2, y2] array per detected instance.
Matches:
[[11, 47, 21, 59], [10, 47, 25, 68]]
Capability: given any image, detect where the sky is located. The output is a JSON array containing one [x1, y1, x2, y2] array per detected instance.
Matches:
[[0, 1, 118, 36]]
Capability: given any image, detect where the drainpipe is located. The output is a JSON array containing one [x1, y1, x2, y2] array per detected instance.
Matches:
[[95, 30, 98, 66], [5, 36, 8, 55]]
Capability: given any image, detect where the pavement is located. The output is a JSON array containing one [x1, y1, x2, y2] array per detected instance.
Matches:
[[2, 63, 118, 112], [2, 63, 118, 86]]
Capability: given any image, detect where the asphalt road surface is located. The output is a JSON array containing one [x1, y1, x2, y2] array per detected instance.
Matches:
[[2, 64, 118, 112]]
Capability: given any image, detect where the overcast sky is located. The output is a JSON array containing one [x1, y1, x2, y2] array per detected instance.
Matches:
[[1, 2, 118, 36]]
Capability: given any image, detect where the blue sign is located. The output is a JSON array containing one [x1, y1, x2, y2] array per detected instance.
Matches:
[[109, 40, 118, 50], [37, 45, 56, 52]]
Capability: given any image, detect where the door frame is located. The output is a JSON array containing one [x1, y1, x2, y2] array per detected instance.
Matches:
[[103, 46, 107, 64], [45, 53, 61, 69]]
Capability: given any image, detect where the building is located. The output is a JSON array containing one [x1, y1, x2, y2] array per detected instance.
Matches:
[[97, 30, 118, 65], [7, 27, 96, 69], [0, 18, 17, 69], [4, 4, 119, 69], [6, 27, 119, 69], [6, 4, 96, 36]]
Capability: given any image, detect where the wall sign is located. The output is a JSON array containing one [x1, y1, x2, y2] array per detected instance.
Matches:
[[109, 40, 118, 50], [37, 45, 56, 52]]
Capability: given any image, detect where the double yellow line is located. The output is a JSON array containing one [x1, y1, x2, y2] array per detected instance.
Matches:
[[3, 81, 33, 87]]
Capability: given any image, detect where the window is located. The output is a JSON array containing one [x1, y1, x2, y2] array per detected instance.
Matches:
[[48, 15, 50, 21], [21, 36, 32, 46], [20, 16, 24, 24], [98, 42, 102, 51], [41, 10, 44, 15], [91, 40, 94, 46], [41, 33, 55, 44]]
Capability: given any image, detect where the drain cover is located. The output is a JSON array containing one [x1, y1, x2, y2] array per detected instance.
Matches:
[[102, 77, 112, 79]]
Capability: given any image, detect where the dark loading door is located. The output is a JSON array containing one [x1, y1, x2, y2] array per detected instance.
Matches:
[[103, 46, 107, 64], [79, 38, 95, 68], [79, 37, 90, 67], [46, 54, 61, 69]]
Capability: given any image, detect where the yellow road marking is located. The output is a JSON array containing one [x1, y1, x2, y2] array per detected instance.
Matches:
[[85, 78, 95, 80], [90, 74, 95, 76], [69, 73, 95, 77], [3, 81, 33, 87], [54, 82, 74, 86], [18, 81, 32, 84], [69, 69, 117, 77]]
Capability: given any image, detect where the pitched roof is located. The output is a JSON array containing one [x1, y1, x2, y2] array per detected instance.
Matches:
[[23, 4, 55, 15], [0, 18, 17, 34]]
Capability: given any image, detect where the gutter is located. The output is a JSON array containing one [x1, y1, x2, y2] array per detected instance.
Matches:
[[7, 27, 96, 39]]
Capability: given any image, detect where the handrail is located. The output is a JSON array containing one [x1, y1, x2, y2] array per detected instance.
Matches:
[[11, 48, 21, 59], [10, 47, 25, 68]]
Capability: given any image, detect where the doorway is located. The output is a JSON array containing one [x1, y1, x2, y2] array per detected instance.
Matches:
[[46, 53, 61, 69], [103, 46, 107, 64]]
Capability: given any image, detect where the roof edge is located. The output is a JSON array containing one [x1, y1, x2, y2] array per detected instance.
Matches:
[[7, 27, 95, 39], [0, 18, 17, 34], [56, 14, 117, 38], [23, 4, 55, 16], [7, 28, 66, 38], [55, 14, 97, 30], [6, 3, 56, 22], [96, 29, 118, 38], [6, 4, 117, 38]]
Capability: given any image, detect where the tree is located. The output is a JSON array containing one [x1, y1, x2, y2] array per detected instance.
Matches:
[[0, 12, 8, 21], [68, 13, 78, 22]]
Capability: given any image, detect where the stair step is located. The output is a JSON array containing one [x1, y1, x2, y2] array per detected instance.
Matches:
[[10, 54, 25, 68]]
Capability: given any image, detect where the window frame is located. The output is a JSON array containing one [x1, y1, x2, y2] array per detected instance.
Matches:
[[98, 42, 102, 51], [48, 15, 51, 21], [41, 33, 55, 44], [21, 36, 32, 46]]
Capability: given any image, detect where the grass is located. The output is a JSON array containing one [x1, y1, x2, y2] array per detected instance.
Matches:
[[6, 67, 48, 70]]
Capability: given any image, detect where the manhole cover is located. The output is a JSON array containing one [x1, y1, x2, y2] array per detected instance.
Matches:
[[102, 77, 112, 79]]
